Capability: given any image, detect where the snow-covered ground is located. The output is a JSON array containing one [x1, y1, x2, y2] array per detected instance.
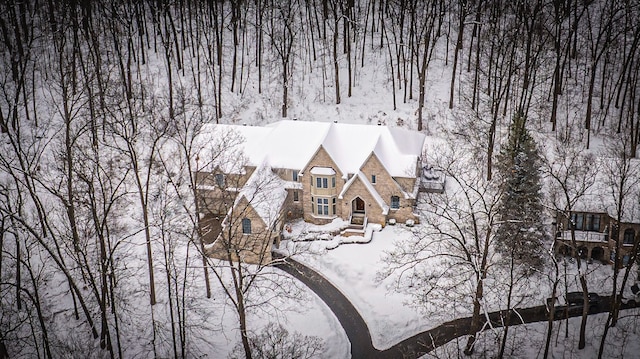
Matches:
[[285, 223, 434, 350], [281, 219, 639, 356], [433, 310, 640, 358]]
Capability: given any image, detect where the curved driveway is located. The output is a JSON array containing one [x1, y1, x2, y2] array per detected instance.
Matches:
[[273, 254, 630, 359]]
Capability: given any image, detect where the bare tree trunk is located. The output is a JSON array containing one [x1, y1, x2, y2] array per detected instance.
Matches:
[[449, 2, 465, 109]]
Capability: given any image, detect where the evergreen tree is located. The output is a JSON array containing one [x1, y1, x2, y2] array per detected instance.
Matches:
[[494, 112, 547, 270]]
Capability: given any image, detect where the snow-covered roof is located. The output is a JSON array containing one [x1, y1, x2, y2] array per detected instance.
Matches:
[[235, 164, 288, 226], [549, 156, 640, 223], [310, 166, 336, 175], [196, 120, 425, 178]]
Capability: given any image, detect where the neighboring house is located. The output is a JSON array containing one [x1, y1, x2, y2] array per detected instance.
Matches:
[[555, 211, 640, 266], [194, 120, 432, 263], [552, 157, 640, 267]]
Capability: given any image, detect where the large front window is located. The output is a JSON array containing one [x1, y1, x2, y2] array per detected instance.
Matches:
[[317, 198, 329, 215], [314, 197, 336, 216], [571, 213, 601, 231]]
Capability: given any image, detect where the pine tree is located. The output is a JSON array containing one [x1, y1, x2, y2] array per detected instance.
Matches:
[[494, 112, 546, 270]]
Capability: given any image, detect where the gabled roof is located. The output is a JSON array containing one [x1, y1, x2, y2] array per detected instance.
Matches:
[[196, 120, 425, 178], [235, 163, 288, 226], [338, 171, 389, 215]]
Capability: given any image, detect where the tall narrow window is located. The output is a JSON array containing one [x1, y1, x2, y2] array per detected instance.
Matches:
[[311, 197, 314, 214], [215, 173, 225, 187], [575, 214, 584, 230], [391, 196, 400, 209], [316, 177, 322, 188], [371, 175, 377, 184], [332, 177, 336, 188], [293, 170, 298, 181], [293, 190, 299, 202], [332, 198, 336, 214], [242, 218, 252, 234], [322, 178, 328, 188], [592, 215, 600, 231]]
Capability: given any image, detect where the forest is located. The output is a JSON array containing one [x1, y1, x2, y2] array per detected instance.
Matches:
[[1, 0, 640, 358]]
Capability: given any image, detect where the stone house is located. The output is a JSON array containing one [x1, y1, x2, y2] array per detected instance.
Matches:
[[555, 212, 640, 266], [194, 120, 429, 263]]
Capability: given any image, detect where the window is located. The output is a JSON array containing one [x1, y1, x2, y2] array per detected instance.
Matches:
[[571, 213, 584, 230], [371, 175, 377, 184], [242, 218, 251, 234], [293, 170, 298, 181], [311, 197, 314, 214], [313, 176, 333, 189], [623, 229, 635, 245], [293, 190, 299, 202], [391, 196, 400, 209], [591, 215, 600, 231], [332, 197, 336, 214], [317, 198, 329, 215], [215, 173, 225, 187], [583, 214, 600, 231]]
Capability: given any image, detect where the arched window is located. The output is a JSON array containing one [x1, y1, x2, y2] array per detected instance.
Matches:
[[623, 228, 635, 245], [242, 218, 252, 234]]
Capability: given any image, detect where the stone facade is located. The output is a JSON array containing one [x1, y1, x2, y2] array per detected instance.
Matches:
[[206, 196, 282, 265], [339, 176, 386, 225], [301, 146, 346, 225], [195, 120, 427, 263]]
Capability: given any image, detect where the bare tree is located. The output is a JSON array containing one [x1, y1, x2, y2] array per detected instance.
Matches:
[[597, 132, 640, 355], [230, 322, 324, 359], [541, 127, 600, 350], [268, 0, 300, 117], [193, 129, 307, 358], [382, 137, 502, 355]]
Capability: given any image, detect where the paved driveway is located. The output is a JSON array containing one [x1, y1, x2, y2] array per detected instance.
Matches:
[[273, 254, 631, 359]]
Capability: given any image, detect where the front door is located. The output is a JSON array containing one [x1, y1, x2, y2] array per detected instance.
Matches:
[[352, 197, 365, 213]]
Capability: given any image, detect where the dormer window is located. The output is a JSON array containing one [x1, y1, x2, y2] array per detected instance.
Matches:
[[292, 170, 298, 181]]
